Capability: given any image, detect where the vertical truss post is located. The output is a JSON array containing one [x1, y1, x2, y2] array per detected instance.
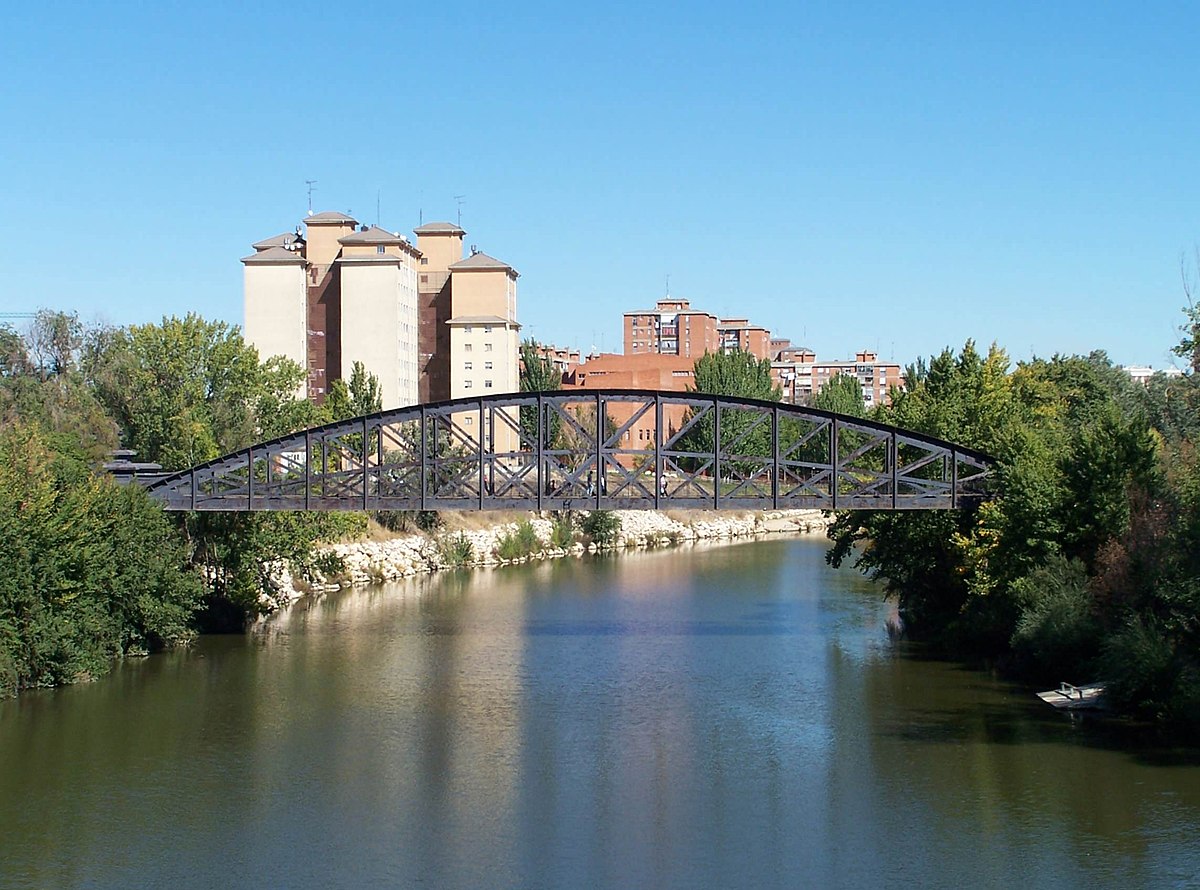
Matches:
[[305, 431, 312, 511], [487, 405, 495, 501], [594, 392, 603, 509], [890, 432, 898, 510], [951, 448, 958, 509], [831, 417, 839, 510], [655, 394, 663, 509], [713, 396, 721, 510], [536, 394, 544, 511], [478, 398, 485, 511], [419, 408, 427, 512], [361, 416, 369, 511], [247, 446, 254, 510], [772, 404, 779, 510]]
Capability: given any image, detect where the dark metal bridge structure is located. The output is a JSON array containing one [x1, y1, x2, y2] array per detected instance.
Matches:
[[136, 390, 994, 512]]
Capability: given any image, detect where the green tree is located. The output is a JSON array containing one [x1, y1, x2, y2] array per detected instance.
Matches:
[[0, 421, 201, 697], [85, 314, 263, 469], [812, 372, 866, 417], [678, 350, 781, 472], [519, 339, 562, 446]]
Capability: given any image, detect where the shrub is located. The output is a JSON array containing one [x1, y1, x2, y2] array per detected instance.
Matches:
[[436, 532, 474, 567], [416, 511, 443, 532], [496, 519, 540, 561], [550, 513, 576, 549], [581, 510, 621, 547], [373, 510, 414, 532], [1010, 555, 1101, 682]]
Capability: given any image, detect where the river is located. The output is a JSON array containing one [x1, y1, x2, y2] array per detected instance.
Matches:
[[2, 538, 1199, 889]]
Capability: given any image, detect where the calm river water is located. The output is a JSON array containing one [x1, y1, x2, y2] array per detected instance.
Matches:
[[3, 538, 1200, 889]]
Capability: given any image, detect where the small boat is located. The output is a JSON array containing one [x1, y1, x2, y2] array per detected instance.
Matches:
[[1037, 682, 1107, 710]]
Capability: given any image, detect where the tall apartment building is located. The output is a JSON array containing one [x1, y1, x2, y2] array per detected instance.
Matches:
[[244, 211, 519, 414], [624, 299, 720, 359]]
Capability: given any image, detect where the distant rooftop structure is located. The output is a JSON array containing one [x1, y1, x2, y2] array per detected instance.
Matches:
[[304, 210, 358, 224], [413, 221, 466, 235], [449, 251, 518, 275], [338, 225, 410, 245], [1124, 365, 1185, 385]]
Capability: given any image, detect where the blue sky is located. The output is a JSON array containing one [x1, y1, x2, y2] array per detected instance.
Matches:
[[2, 1, 1197, 368]]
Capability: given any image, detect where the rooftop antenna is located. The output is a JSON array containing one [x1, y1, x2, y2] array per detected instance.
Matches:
[[305, 180, 318, 213], [454, 194, 466, 226], [665, 273, 670, 297], [376, 190, 381, 228]]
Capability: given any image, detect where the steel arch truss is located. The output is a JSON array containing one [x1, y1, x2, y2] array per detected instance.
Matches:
[[141, 390, 995, 512]]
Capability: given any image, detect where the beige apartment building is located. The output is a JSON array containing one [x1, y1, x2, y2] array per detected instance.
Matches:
[[243, 211, 519, 417]]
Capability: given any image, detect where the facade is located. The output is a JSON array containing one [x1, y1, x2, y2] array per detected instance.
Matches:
[[718, 318, 771, 359], [244, 212, 519, 415], [772, 350, 903, 407], [561, 353, 695, 465], [624, 299, 720, 359]]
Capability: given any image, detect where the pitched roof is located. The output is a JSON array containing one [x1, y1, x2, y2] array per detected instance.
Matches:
[[252, 232, 303, 250], [449, 251, 517, 274], [241, 246, 306, 265], [303, 210, 358, 225], [338, 225, 409, 245], [413, 221, 465, 235]]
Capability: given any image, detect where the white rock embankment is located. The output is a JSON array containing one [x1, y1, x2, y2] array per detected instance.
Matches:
[[265, 509, 831, 607]]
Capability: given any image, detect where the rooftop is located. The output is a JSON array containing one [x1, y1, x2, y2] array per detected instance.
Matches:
[[241, 246, 307, 265], [338, 225, 411, 245], [449, 251, 518, 275], [303, 210, 358, 225], [414, 221, 466, 235], [447, 314, 521, 327], [252, 232, 303, 251]]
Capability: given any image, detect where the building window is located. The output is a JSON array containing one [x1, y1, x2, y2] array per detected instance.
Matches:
[[484, 326, 493, 333], [464, 361, 473, 370], [464, 326, 473, 333], [484, 379, 493, 388], [464, 343, 473, 352], [420, 274, 428, 283], [420, 258, 428, 265], [464, 380, 473, 389], [376, 245, 386, 255], [484, 343, 493, 352], [484, 361, 493, 370]]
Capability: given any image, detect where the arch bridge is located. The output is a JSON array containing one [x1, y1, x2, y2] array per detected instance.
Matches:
[[138, 390, 994, 512]]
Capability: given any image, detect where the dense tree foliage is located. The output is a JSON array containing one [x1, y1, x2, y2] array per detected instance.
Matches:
[[519, 338, 562, 444], [827, 329, 1200, 732], [0, 314, 372, 692], [0, 319, 203, 697], [811, 372, 866, 417], [678, 350, 780, 467]]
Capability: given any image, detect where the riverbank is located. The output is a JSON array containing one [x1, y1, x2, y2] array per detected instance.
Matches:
[[268, 509, 832, 605]]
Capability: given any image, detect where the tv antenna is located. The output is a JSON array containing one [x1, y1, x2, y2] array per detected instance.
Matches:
[[305, 180, 318, 212], [454, 194, 466, 226]]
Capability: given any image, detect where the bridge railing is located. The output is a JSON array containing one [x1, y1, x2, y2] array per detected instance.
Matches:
[[139, 390, 994, 512]]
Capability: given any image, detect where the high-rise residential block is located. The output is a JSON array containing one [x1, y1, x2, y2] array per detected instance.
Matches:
[[244, 211, 520, 415]]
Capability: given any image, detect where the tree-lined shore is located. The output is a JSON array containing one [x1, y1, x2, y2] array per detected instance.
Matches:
[[2, 308, 1199, 736]]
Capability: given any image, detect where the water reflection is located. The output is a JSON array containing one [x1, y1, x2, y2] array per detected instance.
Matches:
[[2, 539, 1199, 888]]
